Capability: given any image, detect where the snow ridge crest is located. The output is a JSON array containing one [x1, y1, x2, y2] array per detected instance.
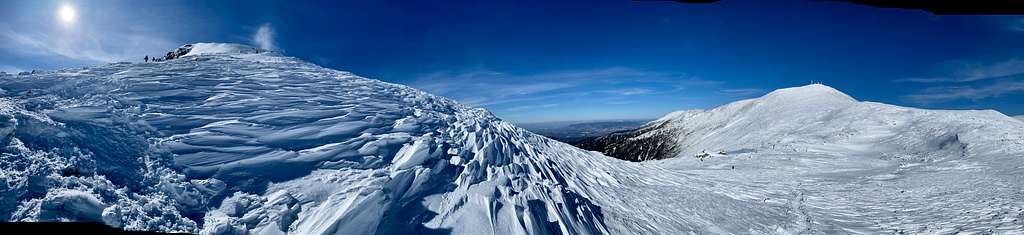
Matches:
[[760, 83, 856, 104], [162, 43, 269, 61]]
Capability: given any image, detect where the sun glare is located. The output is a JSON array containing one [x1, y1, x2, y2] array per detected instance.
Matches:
[[57, 4, 76, 24]]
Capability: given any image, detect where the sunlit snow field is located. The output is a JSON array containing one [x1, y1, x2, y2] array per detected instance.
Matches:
[[1, 43, 1023, 234]]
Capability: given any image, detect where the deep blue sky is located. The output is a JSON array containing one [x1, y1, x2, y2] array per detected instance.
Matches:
[[2, 0, 1023, 123]]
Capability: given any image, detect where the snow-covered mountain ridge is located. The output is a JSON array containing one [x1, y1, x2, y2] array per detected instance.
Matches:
[[583, 84, 1023, 162], [2, 43, 1023, 234], [0, 43, 810, 234], [642, 84, 1023, 161], [0, 43, 604, 234], [579, 84, 1024, 233]]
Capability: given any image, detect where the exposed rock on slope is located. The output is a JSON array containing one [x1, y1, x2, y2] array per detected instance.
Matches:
[[575, 122, 679, 162]]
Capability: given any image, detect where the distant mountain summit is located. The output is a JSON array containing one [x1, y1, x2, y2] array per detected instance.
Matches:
[[578, 84, 1022, 162], [160, 43, 267, 61], [520, 119, 650, 144], [758, 83, 856, 104]]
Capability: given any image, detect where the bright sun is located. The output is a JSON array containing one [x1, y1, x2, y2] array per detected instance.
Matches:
[[58, 4, 76, 24]]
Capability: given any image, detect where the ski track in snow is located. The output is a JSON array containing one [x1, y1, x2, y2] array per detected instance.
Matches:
[[0, 43, 1023, 234]]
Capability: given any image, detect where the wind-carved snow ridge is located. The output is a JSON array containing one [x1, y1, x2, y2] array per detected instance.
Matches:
[[0, 43, 622, 234], [4, 43, 1024, 234]]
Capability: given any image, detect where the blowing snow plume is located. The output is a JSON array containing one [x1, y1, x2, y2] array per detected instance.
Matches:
[[252, 23, 277, 51]]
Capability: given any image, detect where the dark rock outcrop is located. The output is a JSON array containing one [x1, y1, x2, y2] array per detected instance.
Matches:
[[574, 121, 679, 162], [162, 44, 193, 61]]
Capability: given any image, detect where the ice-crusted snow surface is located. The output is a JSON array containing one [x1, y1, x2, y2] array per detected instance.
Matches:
[[2, 44, 1023, 234], [634, 84, 1024, 233], [0, 43, 807, 234]]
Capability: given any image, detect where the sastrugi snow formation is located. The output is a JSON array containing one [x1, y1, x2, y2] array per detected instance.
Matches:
[[2, 43, 1023, 234]]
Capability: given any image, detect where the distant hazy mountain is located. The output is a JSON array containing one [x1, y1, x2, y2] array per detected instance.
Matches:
[[520, 119, 649, 144]]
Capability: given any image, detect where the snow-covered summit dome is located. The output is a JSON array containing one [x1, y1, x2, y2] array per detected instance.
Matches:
[[162, 43, 269, 61], [182, 43, 263, 56], [760, 83, 856, 105]]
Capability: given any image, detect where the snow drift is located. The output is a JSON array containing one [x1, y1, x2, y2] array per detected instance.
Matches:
[[2, 43, 1023, 234], [580, 84, 1024, 233], [0, 43, 614, 234], [0, 43, 795, 234]]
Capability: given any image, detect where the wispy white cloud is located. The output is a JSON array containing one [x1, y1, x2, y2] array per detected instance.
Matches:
[[0, 2, 187, 69], [604, 88, 654, 95], [900, 58, 1024, 83], [604, 100, 636, 105], [0, 21, 177, 64], [407, 67, 759, 113], [0, 64, 24, 74], [409, 67, 688, 106], [407, 67, 766, 123], [1009, 17, 1024, 32], [505, 103, 560, 112], [719, 88, 765, 97], [252, 23, 277, 51], [667, 78, 724, 91], [900, 57, 1024, 105], [2, 27, 115, 62], [411, 71, 575, 106], [902, 80, 1024, 104]]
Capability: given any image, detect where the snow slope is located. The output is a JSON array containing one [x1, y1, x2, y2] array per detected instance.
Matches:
[[1015, 115, 1024, 122], [3, 44, 1023, 234], [162, 43, 265, 61], [597, 84, 1024, 233], [0, 43, 812, 234], [639, 84, 1024, 161]]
